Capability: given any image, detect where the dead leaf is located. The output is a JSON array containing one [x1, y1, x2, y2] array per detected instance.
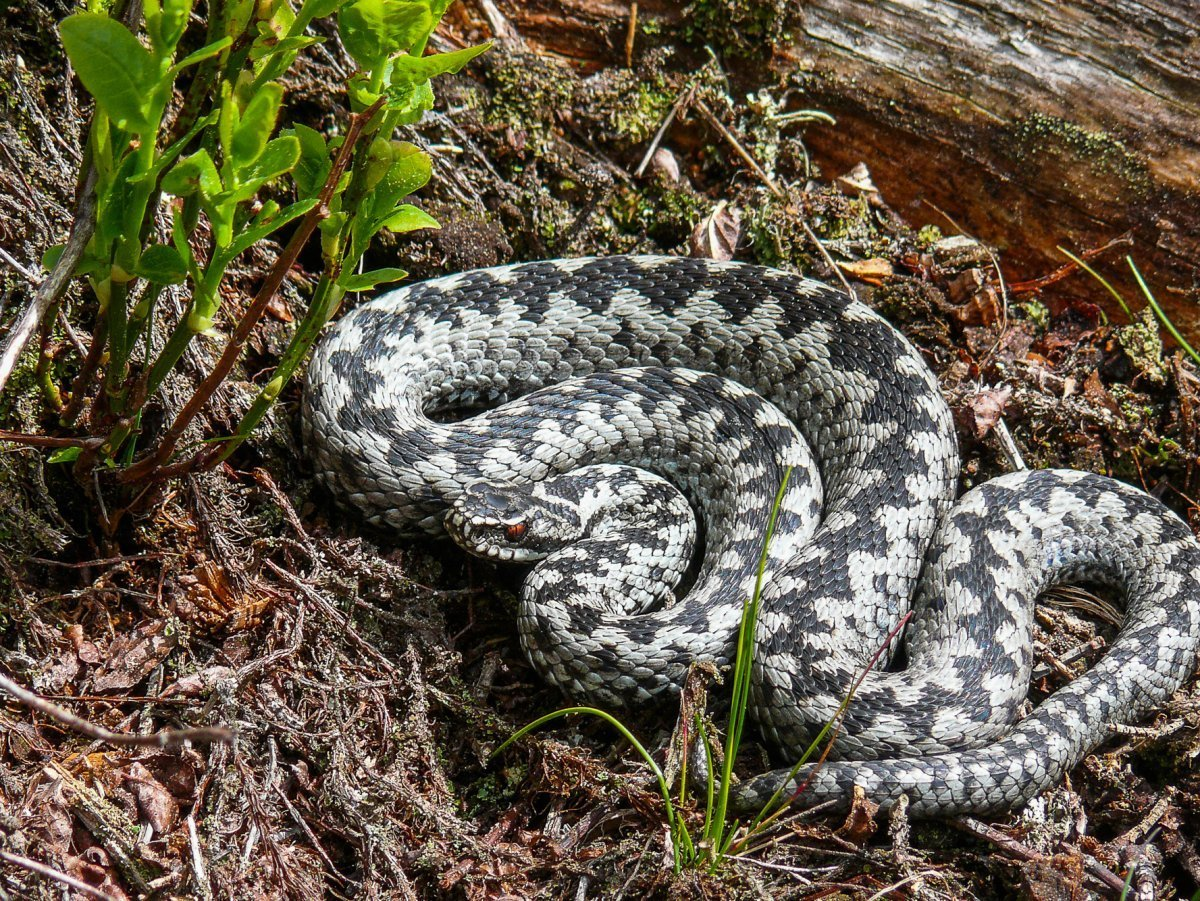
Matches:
[[124, 762, 179, 834], [690, 201, 740, 261], [137, 752, 200, 802], [65, 623, 103, 666], [943, 268, 1002, 326], [39, 643, 82, 691], [91, 621, 176, 692], [1020, 852, 1086, 901], [1082, 370, 1122, 418], [650, 147, 681, 183], [947, 268, 987, 304], [65, 851, 130, 901], [160, 665, 234, 699], [836, 258, 894, 285], [835, 162, 884, 206], [835, 785, 879, 845], [5, 719, 51, 762], [266, 295, 294, 323], [931, 234, 993, 270], [181, 559, 272, 630], [962, 386, 1014, 439]]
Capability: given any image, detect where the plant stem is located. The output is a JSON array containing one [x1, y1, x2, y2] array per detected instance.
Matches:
[[0, 430, 99, 449], [60, 314, 110, 429], [209, 274, 346, 469], [119, 97, 385, 485]]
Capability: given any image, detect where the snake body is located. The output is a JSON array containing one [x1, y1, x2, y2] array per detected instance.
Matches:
[[302, 255, 1200, 816]]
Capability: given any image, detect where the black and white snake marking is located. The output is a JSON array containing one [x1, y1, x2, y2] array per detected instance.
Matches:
[[302, 255, 1200, 816]]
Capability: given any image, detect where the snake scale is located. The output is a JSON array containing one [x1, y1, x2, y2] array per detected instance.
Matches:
[[302, 255, 1200, 816]]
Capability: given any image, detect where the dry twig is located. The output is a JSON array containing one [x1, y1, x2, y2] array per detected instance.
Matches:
[[0, 849, 121, 901], [0, 672, 232, 747]]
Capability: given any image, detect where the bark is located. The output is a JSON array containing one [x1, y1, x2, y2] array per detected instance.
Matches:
[[488, 0, 1200, 337]]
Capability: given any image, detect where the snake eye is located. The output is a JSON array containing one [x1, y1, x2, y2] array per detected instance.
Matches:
[[505, 522, 527, 541]]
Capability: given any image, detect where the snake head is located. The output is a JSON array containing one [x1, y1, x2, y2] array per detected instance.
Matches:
[[445, 480, 581, 563]]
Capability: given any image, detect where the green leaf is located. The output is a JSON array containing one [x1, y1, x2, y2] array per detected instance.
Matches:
[[382, 78, 434, 126], [95, 153, 142, 250], [150, 0, 194, 52], [345, 71, 380, 110], [382, 141, 432, 198], [249, 32, 318, 64], [338, 0, 431, 68], [338, 267, 408, 291], [48, 446, 83, 464], [349, 142, 431, 257], [220, 197, 320, 261], [226, 0, 256, 39], [162, 149, 222, 199], [381, 203, 438, 233], [59, 13, 157, 132], [41, 244, 65, 272], [231, 83, 284, 168], [169, 35, 233, 77], [363, 137, 394, 191], [297, 0, 349, 26], [229, 135, 301, 202], [389, 41, 490, 84], [319, 209, 348, 259], [135, 244, 188, 284], [288, 124, 330, 196]]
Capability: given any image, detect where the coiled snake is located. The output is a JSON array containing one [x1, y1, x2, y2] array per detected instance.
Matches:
[[302, 255, 1200, 816]]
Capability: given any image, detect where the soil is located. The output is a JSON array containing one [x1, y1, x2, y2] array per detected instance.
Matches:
[[1, 2, 1199, 899]]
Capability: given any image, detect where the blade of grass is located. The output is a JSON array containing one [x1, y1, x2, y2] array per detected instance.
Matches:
[[1057, 246, 1133, 320], [494, 705, 692, 872], [705, 467, 792, 867]]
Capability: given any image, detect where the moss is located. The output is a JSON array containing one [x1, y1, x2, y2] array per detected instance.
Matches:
[[1108, 383, 1157, 432], [684, 0, 796, 58], [639, 16, 666, 37], [622, 80, 675, 143], [484, 49, 578, 158], [611, 176, 708, 249], [1017, 298, 1051, 332], [1116, 307, 1168, 384], [0, 342, 43, 427], [916, 224, 944, 247], [464, 766, 527, 818], [1011, 113, 1152, 196], [744, 186, 879, 272], [0, 450, 69, 572], [0, 344, 70, 575], [575, 49, 679, 148]]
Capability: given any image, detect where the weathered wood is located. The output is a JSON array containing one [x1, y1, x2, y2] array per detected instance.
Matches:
[[489, 0, 1200, 337]]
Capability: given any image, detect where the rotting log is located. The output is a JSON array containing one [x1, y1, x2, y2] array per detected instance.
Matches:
[[482, 0, 1200, 338]]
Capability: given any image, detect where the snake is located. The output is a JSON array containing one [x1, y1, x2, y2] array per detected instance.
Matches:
[[301, 255, 1200, 817]]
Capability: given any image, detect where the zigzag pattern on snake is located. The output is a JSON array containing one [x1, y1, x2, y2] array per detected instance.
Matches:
[[301, 255, 1200, 816]]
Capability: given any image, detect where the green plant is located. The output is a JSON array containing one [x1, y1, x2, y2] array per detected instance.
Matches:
[[494, 470, 910, 873], [21, 0, 487, 526], [1058, 247, 1199, 367]]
